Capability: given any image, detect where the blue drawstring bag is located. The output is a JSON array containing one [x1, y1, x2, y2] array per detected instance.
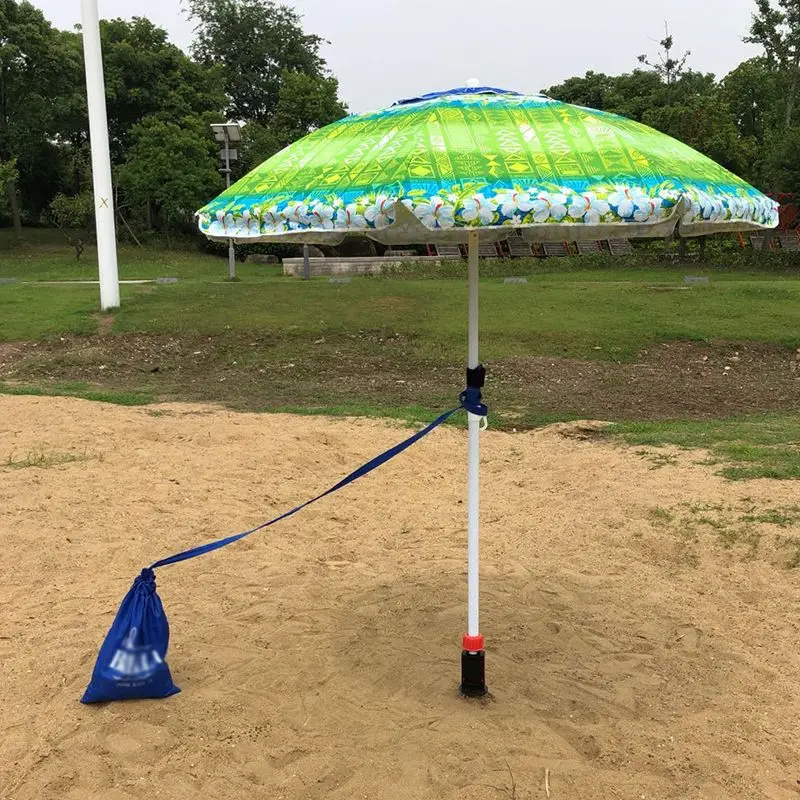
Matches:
[[81, 568, 180, 703]]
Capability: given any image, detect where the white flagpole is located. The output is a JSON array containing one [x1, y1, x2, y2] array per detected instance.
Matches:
[[81, 0, 120, 310]]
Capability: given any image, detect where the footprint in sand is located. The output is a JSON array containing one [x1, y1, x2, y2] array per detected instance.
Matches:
[[105, 723, 169, 762], [669, 624, 703, 651]]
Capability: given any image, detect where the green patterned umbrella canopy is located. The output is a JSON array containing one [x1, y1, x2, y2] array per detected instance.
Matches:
[[197, 87, 779, 244]]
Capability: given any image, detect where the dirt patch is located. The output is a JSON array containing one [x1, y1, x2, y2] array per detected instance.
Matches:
[[1, 334, 798, 422], [93, 313, 115, 337], [496, 340, 800, 421], [1, 396, 799, 799]]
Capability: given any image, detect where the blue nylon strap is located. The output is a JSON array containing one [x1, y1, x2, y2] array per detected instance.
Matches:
[[149, 405, 467, 570]]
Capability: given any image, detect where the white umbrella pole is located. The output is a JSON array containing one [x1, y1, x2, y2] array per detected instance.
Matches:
[[467, 232, 480, 636], [461, 229, 487, 697], [81, 0, 120, 311]]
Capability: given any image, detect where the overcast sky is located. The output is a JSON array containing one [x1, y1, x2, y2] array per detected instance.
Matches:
[[35, 0, 761, 113]]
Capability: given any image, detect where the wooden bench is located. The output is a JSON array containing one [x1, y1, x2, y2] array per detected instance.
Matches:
[[506, 237, 534, 258], [576, 241, 603, 255], [607, 238, 633, 256], [541, 241, 571, 258], [429, 244, 463, 259], [478, 241, 500, 258]]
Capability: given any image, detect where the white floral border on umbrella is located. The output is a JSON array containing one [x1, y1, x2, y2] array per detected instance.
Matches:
[[198, 184, 779, 239]]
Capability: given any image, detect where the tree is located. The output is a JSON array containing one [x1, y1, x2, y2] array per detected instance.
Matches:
[[745, 0, 800, 128], [117, 115, 221, 237], [764, 125, 800, 190], [50, 191, 94, 260], [241, 70, 347, 168], [642, 95, 748, 175], [638, 23, 691, 86], [545, 69, 718, 124], [722, 57, 782, 141], [0, 155, 18, 229], [547, 31, 742, 172], [0, 155, 16, 190], [186, 0, 329, 123], [543, 71, 615, 111], [546, 70, 661, 121], [720, 58, 782, 186], [86, 17, 225, 161], [0, 0, 81, 234]]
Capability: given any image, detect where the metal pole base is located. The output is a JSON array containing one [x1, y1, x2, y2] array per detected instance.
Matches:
[[460, 649, 487, 697]]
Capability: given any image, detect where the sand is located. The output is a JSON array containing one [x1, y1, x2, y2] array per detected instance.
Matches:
[[1, 395, 798, 800]]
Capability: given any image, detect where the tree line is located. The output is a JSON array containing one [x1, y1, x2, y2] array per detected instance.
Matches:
[[2, 0, 800, 246], [0, 0, 346, 246]]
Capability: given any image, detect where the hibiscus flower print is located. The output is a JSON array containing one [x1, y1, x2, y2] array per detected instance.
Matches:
[[608, 186, 646, 219], [335, 204, 367, 229], [262, 205, 287, 233], [364, 195, 396, 229], [567, 192, 611, 225], [284, 202, 310, 229], [633, 197, 664, 223], [461, 193, 498, 225], [309, 203, 336, 230], [699, 194, 724, 222], [495, 190, 535, 219], [531, 192, 568, 223], [414, 197, 456, 228], [232, 209, 258, 236]]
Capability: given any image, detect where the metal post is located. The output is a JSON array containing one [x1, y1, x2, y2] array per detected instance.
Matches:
[[461, 229, 487, 697], [81, 0, 120, 310], [224, 129, 236, 280], [303, 244, 311, 280]]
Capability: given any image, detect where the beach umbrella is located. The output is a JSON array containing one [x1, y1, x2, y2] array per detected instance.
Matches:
[[196, 86, 779, 697]]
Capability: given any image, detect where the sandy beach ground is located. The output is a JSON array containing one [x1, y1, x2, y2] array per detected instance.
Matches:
[[1, 395, 798, 799]]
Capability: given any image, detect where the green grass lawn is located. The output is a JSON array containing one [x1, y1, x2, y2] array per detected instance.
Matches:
[[3, 229, 800, 480], [605, 415, 800, 480], [0, 230, 266, 283], [3, 247, 800, 361]]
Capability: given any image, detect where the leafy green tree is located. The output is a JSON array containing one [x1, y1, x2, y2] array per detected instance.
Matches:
[[0, 155, 16, 188], [117, 115, 220, 235], [0, 0, 81, 234], [50, 190, 94, 260], [764, 125, 800, 190], [0, 155, 17, 226], [186, 0, 330, 123], [642, 95, 748, 175], [746, 0, 800, 128], [548, 32, 740, 173], [93, 17, 224, 159], [638, 23, 691, 86], [543, 71, 617, 111], [722, 57, 782, 141], [49, 17, 225, 235], [545, 70, 716, 123]]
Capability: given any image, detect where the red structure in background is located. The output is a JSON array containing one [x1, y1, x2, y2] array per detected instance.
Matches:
[[773, 193, 799, 230]]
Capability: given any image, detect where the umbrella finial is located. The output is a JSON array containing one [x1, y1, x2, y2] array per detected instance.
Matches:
[[465, 77, 480, 88]]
